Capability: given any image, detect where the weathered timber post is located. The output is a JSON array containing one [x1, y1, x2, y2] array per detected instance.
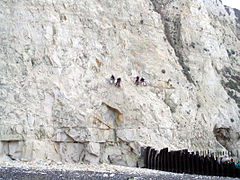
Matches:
[[179, 151, 183, 173], [186, 152, 191, 174], [195, 151, 200, 174], [149, 148, 155, 169], [164, 149, 169, 171], [209, 153, 215, 176], [206, 155, 211, 176], [152, 150, 158, 170], [182, 150, 188, 173], [163, 148, 168, 171], [203, 155, 207, 175], [159, 148, 164, 171], [175, 151, 180, 173], [215, 157, 219, 176], [222, 161, 227, 177], [156, 152, 160, 170], [173, 151, 177, 172], [144, 146, 151, 168], [199, 155, 204, 175], [219, 158, 224, 177], [161, 148, 168, 171], [168, 151, 173, 172], [190, 152, 195, 174], [148, 147, 154, 169]]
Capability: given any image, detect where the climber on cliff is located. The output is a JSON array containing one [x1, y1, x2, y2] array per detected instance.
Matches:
[[140, 77, 145, 86], [110, 75, 115, 84], [115, 77, 121, 87], [235, 160, 240, 168], [135, 76, 140, 86]]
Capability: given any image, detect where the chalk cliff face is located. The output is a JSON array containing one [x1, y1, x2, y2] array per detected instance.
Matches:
[[0, 0, 239, 166]]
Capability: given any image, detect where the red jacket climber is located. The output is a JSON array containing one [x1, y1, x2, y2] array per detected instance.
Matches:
[[115, 77, 121, 87], [135, 76, 140, 85]]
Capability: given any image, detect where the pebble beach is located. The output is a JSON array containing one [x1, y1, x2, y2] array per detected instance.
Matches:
[[0, 160, 238, 180]]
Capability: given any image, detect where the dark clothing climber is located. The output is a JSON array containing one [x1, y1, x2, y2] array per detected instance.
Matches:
[[135, 76, 140, 85], [110, 75, 115, 84], [140, 77, 146, 86], [116, 77, 121, 87]]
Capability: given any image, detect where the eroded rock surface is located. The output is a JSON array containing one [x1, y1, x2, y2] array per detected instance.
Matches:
[[0, 0, 239, 166]]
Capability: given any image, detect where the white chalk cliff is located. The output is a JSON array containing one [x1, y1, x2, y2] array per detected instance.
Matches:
[[0, 0, 239, 166]]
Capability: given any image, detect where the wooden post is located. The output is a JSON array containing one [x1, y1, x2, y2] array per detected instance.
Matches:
[[190, 152, 195, 174], [160, 149, 165, 170], [175, 151, 180, 173], [164, 149, 169, 171], [182, 150, 187, 173], [144, 146, 151, 168], [187, 152, 191, 174], [204, 155, 209, 175], [156, 152, 160, 170], [200, 155, 204, 175], [148, 148, 153, 169], [162, 148, 168, 171], [151, 149, 157, 169], [149, 148, 154, 169], [195, 151, 200, 174], [169, 151, 173, 172], [215, 157, 219, 176], [179, 151, 183, 173]]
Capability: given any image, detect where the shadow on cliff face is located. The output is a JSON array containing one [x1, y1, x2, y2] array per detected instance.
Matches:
[[220, 67, 240, 109], [102, 102, 123, 126], [225, 5, 240, 40], [213, 125, 239, 154], [227, 7, 240, 109], [213, 125, 231, 144], [233, 8, 240, 24], [150, 0, 195, 85]]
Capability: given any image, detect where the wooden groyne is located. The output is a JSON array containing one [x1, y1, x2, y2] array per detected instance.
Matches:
[[142, 147, 240, 178]]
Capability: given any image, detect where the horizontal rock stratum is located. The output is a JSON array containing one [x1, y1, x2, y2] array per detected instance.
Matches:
[[0, 0, 239, 166]]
